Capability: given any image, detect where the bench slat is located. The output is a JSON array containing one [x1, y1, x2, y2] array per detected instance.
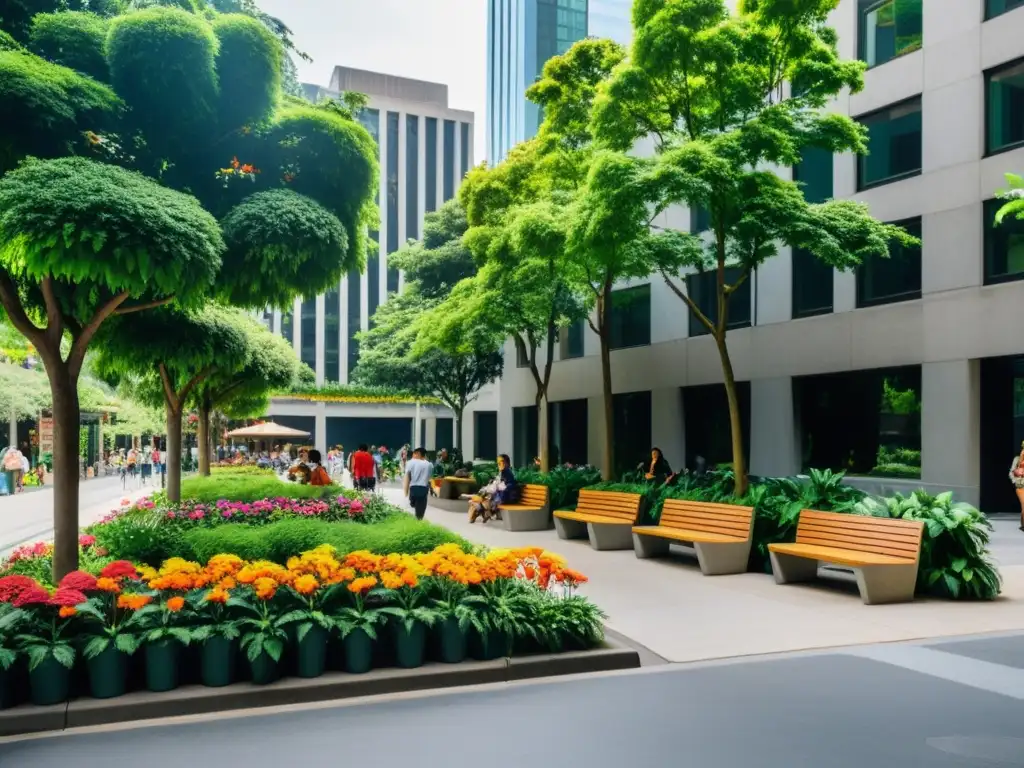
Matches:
[[662, 500, 752, 520], [793, 509, 923, 560], [797, 522, 921, 551], [770, 542, 914, 566], [660, 517, 750, 535], [578, 490, 642, 501], [633, 526, 746, 544], [660, 509, 751, 526], [655, 499, 753, 538], [795, 534, 919, 560]]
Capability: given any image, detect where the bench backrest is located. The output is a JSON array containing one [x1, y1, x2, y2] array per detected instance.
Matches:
[[659, 499, 754, 539], [795, 510, 924, 562], [518, 484, 549, 507], [575, 489, 643, 522]]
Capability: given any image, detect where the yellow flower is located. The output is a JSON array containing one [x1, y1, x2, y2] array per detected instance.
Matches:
[[379, 570, 403, 590], [293, 574, 318, 595]]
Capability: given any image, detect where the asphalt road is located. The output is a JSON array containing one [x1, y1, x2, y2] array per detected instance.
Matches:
[[3, 634, 1023, 768]]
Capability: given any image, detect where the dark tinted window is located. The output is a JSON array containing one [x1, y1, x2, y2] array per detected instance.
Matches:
[[857, 217, 922, 306], [986, 58, 1024, 155], [857, 98, 922, 190], [608, 285, 651, 350], [687, 269, 752, 337], [857, 0, 922, 68], [985, 198, 1024, 284]]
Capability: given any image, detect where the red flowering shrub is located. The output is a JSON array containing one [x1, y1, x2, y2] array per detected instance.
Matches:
[[48, 587, 87, 607], [59, 570, 98, 592], [13, 585, 51, 607], [98, 560, 139, 580], [0, 574, 40, 603]]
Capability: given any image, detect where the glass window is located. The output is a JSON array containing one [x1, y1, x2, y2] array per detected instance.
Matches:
[[857, 217, 921, 307], [857, 97, 922, 190], [857, 0, 922, 68], [985, 198, 1024, 284], [512, 405, 538, 469], [986, 58, 1024, 155], [793, 146, 833, 204], [386, 112, 399, 294], [300, 297, 316, 372], [347, 268, 360, 378], [368, 255, 379, 324], [690, 205, 710, 234], [608, 284, 651, 350], [686, 268, 752, 337], [683, 382, 750, 470], [474, 411, 498, 461], [325, 288, 340, 383], [425, 117, 437, 213], [792, 248, 834, 319], [443, 119, 455, 202], [987, 0, 1024, 20], [281, 309, 293, 344], [561, 320, 584, 360], [516, 342, 530, 368], [612, 391, 652, 478], [406, 115, 419, 242], [460, 122, 470, 178], [797, 366, 920, 478]]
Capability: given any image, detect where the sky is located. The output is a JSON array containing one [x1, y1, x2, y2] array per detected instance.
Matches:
[[258, 0, 489, 160]]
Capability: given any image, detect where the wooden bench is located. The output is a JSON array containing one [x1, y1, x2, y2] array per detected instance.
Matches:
[[553, 489, 643, 550], [768, 510, 924, 604], [632, 499, 755, 575], [498, 484, 550, 532], [437, 476, 478, 500]]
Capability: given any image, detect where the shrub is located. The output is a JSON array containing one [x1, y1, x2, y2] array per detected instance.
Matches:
[[182, 516, 471, 565], [90, 508, 183, 567], [514, 465, 603, 509], [868, 463, 920, 479], [584, 481, 668, 524], [29, 11, 110, 82], [210, 465, 275, 476], [179, 475, 336, 503]]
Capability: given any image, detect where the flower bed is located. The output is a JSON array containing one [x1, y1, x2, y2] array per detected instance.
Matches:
[[0, 545, 603, 708]]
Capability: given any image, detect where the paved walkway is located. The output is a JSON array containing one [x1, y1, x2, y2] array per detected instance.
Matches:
[[380, 487, 1024, 664], [5, 631, 1024, 767]]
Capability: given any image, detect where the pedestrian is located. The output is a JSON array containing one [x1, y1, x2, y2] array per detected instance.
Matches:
[[404, 447, 433, 521], [307, 449, 332, 486], [3, 446, 24, 494], [18, 451, 29, 492], [1009, 441, 1024, 531], [152, 445, 162, 478], [351, 444, 376, 492]]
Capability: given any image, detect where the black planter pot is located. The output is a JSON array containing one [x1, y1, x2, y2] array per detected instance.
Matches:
[[295, 626, 328, 679], [435, 618, 467, 664], [87, 646, 128, 699], [145, 640, 180, 693], [343, 629, 373, 674], [201, 636, 236, 687], [393, 622, 426, 669], [29, 654, 69, 706], [469, 628, 510, 661]]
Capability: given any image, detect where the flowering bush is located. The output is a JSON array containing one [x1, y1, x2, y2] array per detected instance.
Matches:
[[0, 535, 112, 584]]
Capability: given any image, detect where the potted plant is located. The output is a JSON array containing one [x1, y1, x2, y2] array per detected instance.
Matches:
[[191, 586, 240, 687], [0, 603, 26, 708], [334, 576, 384, 674], [137, 595, 192, 692], [379, 571, 436, 669], [75, 561, 147, 699], [464, 579, 534, 660], [429, 579, 474, 664], [231, 578, 291, 685], [10, 581, 80, 706], [277, 573, 346, 679]]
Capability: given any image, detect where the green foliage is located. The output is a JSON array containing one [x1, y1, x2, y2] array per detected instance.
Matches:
[[851, 491, 1002, 600], [0, 50, 120, 173], [0, 29, 22, 51], [868, 463, 920, 479], [994, 172, 1024, 225], [29, 11, 109, 81], [514, 465, 603, 509], [179, 474, 333, 503], [90, 511, 182, 569], [881, 378, 919, 414], [219, 189, 349, 307], [183, 517, 471, 565], [279, 382, 441, 405], [107, 6, 219, 161], [389, 199, 475, 300], [525, 591, 605, 652], [211, 13, 281, 130], [0, 157, 222, 324]]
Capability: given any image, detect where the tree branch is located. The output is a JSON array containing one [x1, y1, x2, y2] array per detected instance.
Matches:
[[40, 277, 64, 349], [0, 269, 44, 347], [114, 296, 175, 316], [158, 363, 179, 412], [723, 266, 752, 296], [661, 268, 714, 334], [179, 364, 216, 405], [68, 290, 130, 379]]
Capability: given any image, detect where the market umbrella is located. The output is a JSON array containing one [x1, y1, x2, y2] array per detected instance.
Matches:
[[224, 422, 310, 440]]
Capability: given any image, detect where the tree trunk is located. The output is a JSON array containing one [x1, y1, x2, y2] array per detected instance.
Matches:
[[48, 368, 81, 581], [599, 331, 614, 482], [453, 404, 463, 453], [198, 402, 211, 476], [715, 333, 748, 496], [536, 389, 550, 473], [165, 406, 183, 503]]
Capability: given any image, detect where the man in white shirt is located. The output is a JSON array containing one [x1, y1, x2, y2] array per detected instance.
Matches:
[[403, 447, 433, 521]]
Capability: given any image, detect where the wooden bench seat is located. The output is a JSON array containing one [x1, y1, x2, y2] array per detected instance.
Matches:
[[498, 483, 550, 531], [768, 510, 924, 604], [436, 476, 477, 500], [632, 500, 755, 575], [553, 490, 643, 550]]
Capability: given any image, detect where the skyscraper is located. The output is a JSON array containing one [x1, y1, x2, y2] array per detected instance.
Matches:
[[486, 0, 632, 165]]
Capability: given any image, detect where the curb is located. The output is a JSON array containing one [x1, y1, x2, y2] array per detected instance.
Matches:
[[0, 638, 639, 736]]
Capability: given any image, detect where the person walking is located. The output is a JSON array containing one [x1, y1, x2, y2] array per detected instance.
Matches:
[[1009, 441, 1024, 531], [3, 446, 24, 494], [351, 444, 376, 492], [404, 447, 433, 521]]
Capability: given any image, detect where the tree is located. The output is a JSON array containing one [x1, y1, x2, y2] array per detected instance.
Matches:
[[93, 304, 251, 501], [0, 4, 376, 576], [191, 318, 300, 475], [590, 0, 918, 493], [355, 201, 504, 451]]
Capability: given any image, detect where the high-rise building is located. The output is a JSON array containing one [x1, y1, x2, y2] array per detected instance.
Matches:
[[486, 0, 632, 165], [263, 68, 475, 454]]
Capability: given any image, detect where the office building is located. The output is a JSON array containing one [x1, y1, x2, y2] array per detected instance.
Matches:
[[467, 0, 1024, 512], [486, 0, 633, 164], [265, 67, 476, 453]]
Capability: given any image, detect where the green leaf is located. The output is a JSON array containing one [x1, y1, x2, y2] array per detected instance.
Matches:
[[51, 643, 75, 669], [951, 558, 967, 573], [26, 644, 50, 671], [83, 635, 110, 660], [114, 632, 140, 655], [264, 637, 284, 663]]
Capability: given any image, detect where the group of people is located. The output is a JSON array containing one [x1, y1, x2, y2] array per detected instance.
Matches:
[[0, 446, 34, 495], [106, 445, 163, 484]]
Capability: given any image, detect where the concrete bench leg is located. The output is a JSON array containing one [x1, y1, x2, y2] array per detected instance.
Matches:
[[554, 516, 587, 540], [694, 541, 751, 576], [769, 551, 819, 584], [503, 507, 551, 532], [588, 523, 633, 551], [854, 565, 918, 605], [632, 533, 671, 559]]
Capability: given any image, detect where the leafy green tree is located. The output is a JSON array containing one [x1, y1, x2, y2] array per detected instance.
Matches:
[[93, 303, 251, 500], [590, 0, 917, 493], [29, 10, 110, 81]]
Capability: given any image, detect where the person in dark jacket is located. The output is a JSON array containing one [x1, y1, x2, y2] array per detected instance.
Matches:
[[469, 454, 518, 524], [644, 447, 673, 484]]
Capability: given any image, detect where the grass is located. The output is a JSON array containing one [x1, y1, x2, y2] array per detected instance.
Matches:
[[178, 475, 335, 503]]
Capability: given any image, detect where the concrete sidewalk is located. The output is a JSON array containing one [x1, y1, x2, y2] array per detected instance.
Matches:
[[381, 487, 1024, 664]]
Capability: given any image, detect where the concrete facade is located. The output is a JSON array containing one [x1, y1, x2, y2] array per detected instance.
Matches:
[[469, 1, 1024, 507]]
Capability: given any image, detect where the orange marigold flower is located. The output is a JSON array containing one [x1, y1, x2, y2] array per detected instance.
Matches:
[[59, 606, 77, 618], [117, 593, 151, 611], [204, 586, 230, 604], [166, 596, 186, 612], [379, 570, 403, 590], [219, 576, 237, 589], [347, 576, 377, 595], [231, 156, 240, 169], [292, 574, 318, 595], [95, 577, 121, 593], [401, 570, 419, 588], [253, 577, 277, 600], [560, 568, 588, 586]]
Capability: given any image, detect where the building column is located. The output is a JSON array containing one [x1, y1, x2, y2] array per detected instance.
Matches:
[[315, 293, 326, 387], [922, 360, 980, 506], [750, 377, 801, 478], [651, 388, 685, 473], [292, 297, 302, 358], [425, 417, 438, 452], [413, 401, 422, 449], [7, 411, 15, 451], [587, 395, 607, 472], [314, 402, 327, 456]]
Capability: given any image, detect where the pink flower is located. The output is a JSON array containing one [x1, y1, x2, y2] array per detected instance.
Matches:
[[78, 534, 96, 548], [121, 499, 131, 506]]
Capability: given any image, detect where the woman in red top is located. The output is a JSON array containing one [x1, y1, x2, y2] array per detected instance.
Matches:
[[351, 444, 376, 491]]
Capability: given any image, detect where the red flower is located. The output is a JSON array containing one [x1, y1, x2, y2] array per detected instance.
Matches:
[[0, 575, 39, 603], [99, 561, 139, 580], [59, 570, 97, 592], [13, 585, 51, 607], [48, 587, 88, 607]]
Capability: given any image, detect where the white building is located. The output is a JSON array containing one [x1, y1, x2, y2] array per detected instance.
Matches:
[[470, 0, 1024, 512], [266, 67, 495, 456]]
